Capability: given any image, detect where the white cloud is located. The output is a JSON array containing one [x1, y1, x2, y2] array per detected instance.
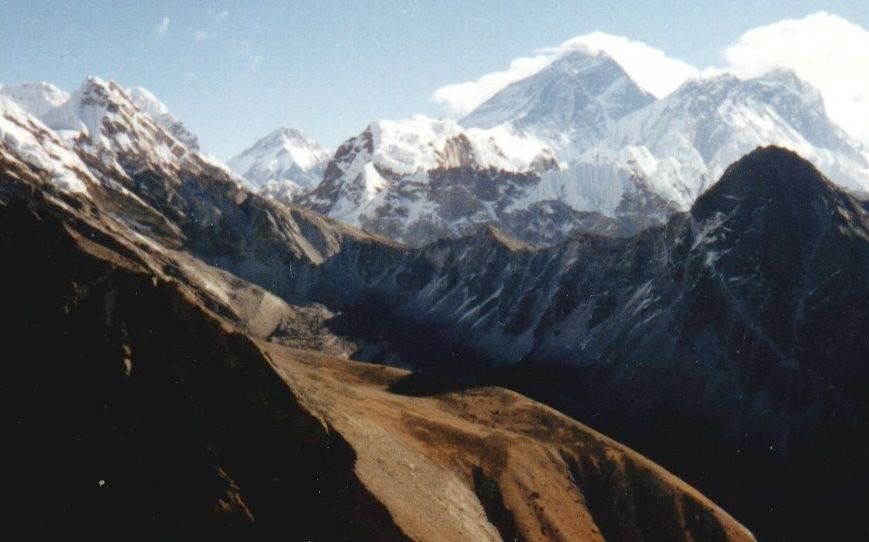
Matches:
[[432, 54, 553, 116], [723, 11, 869, 144], [193, 10, 228, 44], [430, 13, 869, 146], [194, 30, 216, 43], [557, 32, 699, 98], [155, 17, 170, 37], [431, 32, 698, 116]]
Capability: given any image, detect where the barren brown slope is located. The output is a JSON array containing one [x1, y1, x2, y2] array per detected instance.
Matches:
[[261, 343, 754, 542]]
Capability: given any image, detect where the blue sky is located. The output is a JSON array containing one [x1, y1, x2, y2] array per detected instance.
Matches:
[[2, 1, 868, 158]]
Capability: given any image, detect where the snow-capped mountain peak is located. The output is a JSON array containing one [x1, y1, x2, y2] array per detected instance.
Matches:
[[57, 77, 192, 165], [0, 76, 239, 197], [12, 75, 226, 185], [603, 69, 869, 202], [127, 86, 200, 151], [258, 127, 328, 171], [227, 126, 331, 199], [0, 95, 96, 195], [0, 82, 70, 119], [461, 48, 655, 152], [1, 78, 202, 160], [23, 76, 134, 140], [297, 58, 868, 247]]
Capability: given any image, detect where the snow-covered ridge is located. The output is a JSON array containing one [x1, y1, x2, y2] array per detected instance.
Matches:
[[128, 86, 200, 151], [47, 77, 195, 174], [0, 82, 71, 119], [365, 115, 555, 175], [0, 95, 95, 194], [464, 60, 869, 212], [297, 115, 568, 244], [297, 50, 869, 246], [461, 49, 656, 154], [228, 127, 331, 197], [597, 69, 869, 205], [0, 75, 239, 197]]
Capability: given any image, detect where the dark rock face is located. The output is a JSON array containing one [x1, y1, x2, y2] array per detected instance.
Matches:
[[0, 192, 408, 539], [307, 147, 869, 541]]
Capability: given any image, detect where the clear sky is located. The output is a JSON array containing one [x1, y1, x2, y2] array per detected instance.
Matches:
[[2, 1, 868, 159]]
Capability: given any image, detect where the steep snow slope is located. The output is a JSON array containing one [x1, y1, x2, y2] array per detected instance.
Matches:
[[0, 82, 70, 119], [594, 69, 869, 207], [127, 86, 201, 151], [228, 127, 330, 199], [0, 96, 95, 194], [461, 49, 654, 154], [300, 115, 563, 245]]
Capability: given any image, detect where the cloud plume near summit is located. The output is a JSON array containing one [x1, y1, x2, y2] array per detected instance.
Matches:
[[431, 32, 698, 115], [432, 12, 869, 145]]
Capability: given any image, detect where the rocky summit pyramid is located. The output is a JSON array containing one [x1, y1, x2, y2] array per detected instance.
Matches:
[[228, 127, 331, 200]]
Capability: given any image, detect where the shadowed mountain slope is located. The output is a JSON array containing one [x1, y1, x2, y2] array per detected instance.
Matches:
[[312, 147, 868, 541], [0, 93, 753, 540]]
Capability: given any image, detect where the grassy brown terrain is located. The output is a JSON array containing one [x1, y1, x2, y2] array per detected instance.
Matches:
[[260, 342, 754, 542]]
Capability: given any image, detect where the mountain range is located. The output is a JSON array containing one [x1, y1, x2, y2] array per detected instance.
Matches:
[[227, 127, 330, 200], [226, 48, 869, 247], [3, 55, 869, 541], [0, 76, 755, 540]]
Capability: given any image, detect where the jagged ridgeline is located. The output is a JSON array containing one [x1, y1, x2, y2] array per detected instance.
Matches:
[[226, 50, 869, 248]]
